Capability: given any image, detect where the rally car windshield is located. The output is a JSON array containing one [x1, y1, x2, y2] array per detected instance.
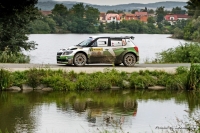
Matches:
[[76, 38, 93, 47]]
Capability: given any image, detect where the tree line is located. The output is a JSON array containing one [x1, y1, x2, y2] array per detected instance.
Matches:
[[172, 0, 200, 42], [27, 4, 190, 34]]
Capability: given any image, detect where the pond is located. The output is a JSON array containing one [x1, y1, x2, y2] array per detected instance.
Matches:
[[0, 90, 199, 133], [26, 34, 186, 64]]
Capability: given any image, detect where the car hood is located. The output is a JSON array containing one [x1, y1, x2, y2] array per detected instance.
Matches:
[[67, 45, 82, 50], [58, 46, 82, 52]]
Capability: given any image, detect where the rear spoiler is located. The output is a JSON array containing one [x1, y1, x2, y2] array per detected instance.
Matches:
[[130, 36, 135, 40], [121, 36, 135, 40]]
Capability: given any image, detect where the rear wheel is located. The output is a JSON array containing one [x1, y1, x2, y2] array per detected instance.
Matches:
[[73, 53, 87, 67], [114, 63, 121, 66], [123, 53, 136, 67]]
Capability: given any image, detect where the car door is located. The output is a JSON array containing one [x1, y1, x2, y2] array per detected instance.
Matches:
[[108, 38, 125, 63], [89, 38, 109, 63]]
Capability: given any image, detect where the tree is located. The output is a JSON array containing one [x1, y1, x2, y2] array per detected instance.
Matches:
[[116, 22, 120, 30], [141, 7, 147, 12], [0, 0, 39, 52], [98, 22, 104, 33], [106, 10, 124, 14], [28, 20, 51, 34], [106, 10, 117, 14], [70, 3, 85, 18], [67, 3, 99, 33], [171, 7, 186, 14], [43, 17, 57, 33], [131, 9, 138, 14], [185, 0, 200, 18], [52, 4, 68, 17], [106, 21, 117, 31], [51, 4, 68, 27], [147, 16, 155, 24], [148, 9, 155, 14], [156, 6, 165, 23], [85, 5, 100, 24]]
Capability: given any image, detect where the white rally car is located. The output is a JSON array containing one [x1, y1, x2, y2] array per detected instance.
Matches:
[[57, 36, 139, 67]]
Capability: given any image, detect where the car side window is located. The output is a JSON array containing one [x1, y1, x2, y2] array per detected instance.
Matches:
[[96, 38, 108, 47], [125, 39, 132, 45], [91, 41, 97, 47], [111, 38, 127, 46]]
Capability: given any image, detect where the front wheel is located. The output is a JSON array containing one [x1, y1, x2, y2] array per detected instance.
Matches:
[[123, 53, 136, 67], [73, 53, 87, 67]]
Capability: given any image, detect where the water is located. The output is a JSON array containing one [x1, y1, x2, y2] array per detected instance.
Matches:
[[0, 90, 199, 133], [26, 34, 186, 64]]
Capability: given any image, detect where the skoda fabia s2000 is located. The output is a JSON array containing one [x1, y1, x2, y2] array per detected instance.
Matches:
[[57, 36, 139, 67]]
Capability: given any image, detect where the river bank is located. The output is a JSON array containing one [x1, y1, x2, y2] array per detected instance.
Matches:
[[1, 63, 198, 92]]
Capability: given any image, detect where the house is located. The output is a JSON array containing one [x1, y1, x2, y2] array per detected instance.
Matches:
[[40, 11, 52, 16], [133, 12, 148, 23], [137, 16, 148, 23], [124, 13, 148, 23], [100, 12, 148, 23], [105, 13, 121, 23], [99, 12, 106, 24], [119, 13, 126, 20], [135, 12, 148, 17], [164, 14, 190, 25], [124, 14, 136, 20]]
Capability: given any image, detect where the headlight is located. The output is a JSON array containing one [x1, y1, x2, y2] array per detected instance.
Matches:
[[62, 51, 73, 55]]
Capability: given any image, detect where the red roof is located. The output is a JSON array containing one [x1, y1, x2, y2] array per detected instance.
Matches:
[[106, 14, 121, 20], [124, 14, 136, 20], [100, 12, 106, 17], [125, 14, 135, 17], [176, 14, 190, 18], [40, 11, 52, 16], [135, 12, 147, 16], [165, 14, 190, 21]]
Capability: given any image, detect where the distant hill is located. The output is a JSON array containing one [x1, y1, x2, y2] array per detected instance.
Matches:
[[36, 1, 187, 12]]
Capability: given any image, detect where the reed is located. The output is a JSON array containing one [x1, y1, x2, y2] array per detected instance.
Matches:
[[186, 63, 200, 90], [0, 69, 12, 90], [0, 51, 30, 63]]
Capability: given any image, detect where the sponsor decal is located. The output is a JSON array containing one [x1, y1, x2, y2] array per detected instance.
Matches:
[[90, 48, 103, 51]]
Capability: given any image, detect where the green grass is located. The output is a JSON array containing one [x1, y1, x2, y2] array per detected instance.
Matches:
[[1, 63, 200, 91]]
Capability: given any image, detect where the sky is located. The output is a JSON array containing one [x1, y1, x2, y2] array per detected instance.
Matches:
[[52, 0, 188, 5]]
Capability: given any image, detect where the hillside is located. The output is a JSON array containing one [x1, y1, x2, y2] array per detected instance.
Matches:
[[36, 1, 187, 12]]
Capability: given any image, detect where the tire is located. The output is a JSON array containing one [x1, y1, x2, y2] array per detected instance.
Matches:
[[73, 53, 87, 67], [114, 63, 121, 66], [123, 53, 136, 67]]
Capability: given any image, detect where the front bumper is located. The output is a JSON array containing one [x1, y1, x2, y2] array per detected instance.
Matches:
[[57, 56, 73, 65]]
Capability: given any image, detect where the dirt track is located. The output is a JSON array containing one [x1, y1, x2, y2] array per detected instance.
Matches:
[[0, 63, 191, 73]]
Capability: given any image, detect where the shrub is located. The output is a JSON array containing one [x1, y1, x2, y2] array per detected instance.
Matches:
[[11, 71, 27, 87], [26, 68, 47, 88], [129, 71, 157, 89], [155, 42, 200, 63]]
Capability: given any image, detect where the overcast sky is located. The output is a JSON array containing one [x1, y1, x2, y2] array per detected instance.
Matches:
[[52, 0, 188, 5]]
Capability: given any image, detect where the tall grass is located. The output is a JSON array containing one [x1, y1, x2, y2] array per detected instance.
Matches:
[[0, 51, 30, 63], [0, 69, 12, 90], [186, 63, 200, 90]]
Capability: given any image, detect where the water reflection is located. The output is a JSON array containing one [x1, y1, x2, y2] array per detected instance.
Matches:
[[0, 90, 200, 132]]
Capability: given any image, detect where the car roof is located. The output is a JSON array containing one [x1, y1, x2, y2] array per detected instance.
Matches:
[[89, 36, 134, 40]]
